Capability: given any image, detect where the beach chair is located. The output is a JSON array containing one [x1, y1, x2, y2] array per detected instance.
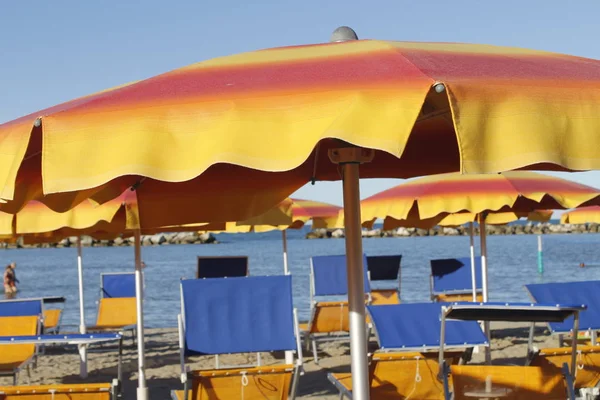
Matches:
[[328, 302, 488, 399], [430, 257, 483, 302], [0, 299, 42, 384], [439, 302, 583, 400], [526, 281, 600, 397], [300, 254, 370, 363], [87, 273, 136, 344], [366, 255, 401, 305], [41, 297, 65, 334], [196, 255, 249, 278], [172, 275, 303, 400]]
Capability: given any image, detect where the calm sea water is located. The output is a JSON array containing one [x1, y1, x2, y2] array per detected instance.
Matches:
[[3, 228, 600, 328]]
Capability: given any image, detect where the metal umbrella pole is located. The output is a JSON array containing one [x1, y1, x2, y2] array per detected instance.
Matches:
[[478, 213, 492, 364], [331, 145, 374, 400], [282, 230, 289, 275], [469, 222, 477, 302], [133, 229, 148, 400], [76, 236, 88, 378]]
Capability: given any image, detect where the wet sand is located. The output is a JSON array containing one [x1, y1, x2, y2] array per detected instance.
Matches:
[[0, 322, 561, 399]]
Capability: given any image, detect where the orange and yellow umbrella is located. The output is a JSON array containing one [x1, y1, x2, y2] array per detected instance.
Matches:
[[2, 37, 600, 216], [361, 172, 600, 227], [560, 206, 600, 224]]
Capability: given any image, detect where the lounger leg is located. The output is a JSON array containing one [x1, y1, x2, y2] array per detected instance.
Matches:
[[26, 364, 31, 384], [13, 372, 17, 386], [312, 339, 319, 364], [183, 377, 190, 400], [118, 337, 123, 395]]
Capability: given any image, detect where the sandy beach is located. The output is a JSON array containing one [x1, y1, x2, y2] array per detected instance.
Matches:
[[0, 322, 558, 399]]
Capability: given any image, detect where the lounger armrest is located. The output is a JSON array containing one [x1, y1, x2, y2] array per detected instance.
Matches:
[[327, 372, 353, 400]]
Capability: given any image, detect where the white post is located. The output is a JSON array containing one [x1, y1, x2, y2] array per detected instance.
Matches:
[[282, 230, 290, 275], [282, 230, 294, 365], [479, 214, 491, 365], [469, 222, 477, 302], [341, 162, 370, 400], [134, 230, 148, 400], [76, 237, 88, 378]]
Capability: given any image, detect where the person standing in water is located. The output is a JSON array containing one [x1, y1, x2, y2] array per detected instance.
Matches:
[[3, 263, 17, 295]]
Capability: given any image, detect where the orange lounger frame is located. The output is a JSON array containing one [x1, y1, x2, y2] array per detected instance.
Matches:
[[0, 383, 116, 399], [172, 365, 294, 400], [447, 365, 571, 400], [328, 352, 467, 399], [0, 315, 39, 385], [530, 346, 600, 390]]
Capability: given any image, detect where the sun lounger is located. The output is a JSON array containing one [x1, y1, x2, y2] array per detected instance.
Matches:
[[366, 255, 401, 305], [328, 302, 488, 399], [526, 281, 600, 397], [41, 297, 65, 334], [196, 255, 249, 278], [439, 302, 584, 400], [172, 275, 303, 400], [0, 383, 118, 399], [0, 299, 43, 384], [430, 257, 483, 302], [87, 273, 136, 344], [300, 254, 370, 363]]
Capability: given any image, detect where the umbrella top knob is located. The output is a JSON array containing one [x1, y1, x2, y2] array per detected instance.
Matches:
[[330, 26, 358, 42]]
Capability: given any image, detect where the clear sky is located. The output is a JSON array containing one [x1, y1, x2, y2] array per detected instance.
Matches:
[[1, 0, 599, 208]]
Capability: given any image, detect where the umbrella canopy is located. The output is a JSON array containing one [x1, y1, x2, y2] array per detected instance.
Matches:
[[2, 37, 600, 215], [361, 172, 600, 227], [560, 206, 600, 224], [4, 27, 600, 400]]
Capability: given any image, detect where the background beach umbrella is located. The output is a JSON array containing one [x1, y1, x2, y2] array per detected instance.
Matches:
[[561, 206, 600, 224], [4, 27, 600, 399]]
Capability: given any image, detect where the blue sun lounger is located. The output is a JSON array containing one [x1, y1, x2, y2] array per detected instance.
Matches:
[[366, 255, 402, 304], [173, 275, 303, 400], [439, 302, 585, 400], [525, 281, 600, 396], [430, 257, 483, 302], [328, 302, 488, 399], [301, 254, 370, 363]]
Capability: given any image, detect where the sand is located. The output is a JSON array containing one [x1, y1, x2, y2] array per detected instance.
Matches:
[[0, 322, 561, 399]]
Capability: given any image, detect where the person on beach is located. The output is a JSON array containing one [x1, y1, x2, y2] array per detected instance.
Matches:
[[3, 263, 17, 294]]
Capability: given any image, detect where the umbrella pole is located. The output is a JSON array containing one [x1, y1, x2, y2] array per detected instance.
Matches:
[[282, 230, 289, 275], [76, 236, 88, 378], [469, 222, 477, 302], [282, 229, 294, 364], [341, 159, 370, 400], [134, 230, 148, 400], [478, 214, 492, 364]]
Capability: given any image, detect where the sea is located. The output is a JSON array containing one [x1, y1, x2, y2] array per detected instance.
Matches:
[[3, 225, 600, 328]]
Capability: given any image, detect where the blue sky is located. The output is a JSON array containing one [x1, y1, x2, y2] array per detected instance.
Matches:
[[1, 1, 600, 207]]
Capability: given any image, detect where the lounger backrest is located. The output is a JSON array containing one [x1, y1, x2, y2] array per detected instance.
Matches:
[[101, 272, 136, 298], [43, 309, 62, 330], [430, 257, 482, 295], [367, 303, 488, 350], [311, 254, 370, 296], [196, 256, 249, 278], [367, 255, 401, 281], [525, 281, 600, 333], [451, 365, 567, 399], [181, 275, 297, 356], [96, 297, 137, 327]]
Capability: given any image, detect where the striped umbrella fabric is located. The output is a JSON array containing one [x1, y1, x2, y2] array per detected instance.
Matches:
[[561, 206, 600, 224]]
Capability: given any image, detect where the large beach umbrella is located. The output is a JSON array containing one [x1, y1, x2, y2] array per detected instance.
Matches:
[[3, 27, 600, 399], [561, 206, 600, 224]]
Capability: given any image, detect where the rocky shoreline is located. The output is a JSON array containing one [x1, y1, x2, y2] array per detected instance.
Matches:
[[3, 231, 218, 249], [307, 222, 600, 239]]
